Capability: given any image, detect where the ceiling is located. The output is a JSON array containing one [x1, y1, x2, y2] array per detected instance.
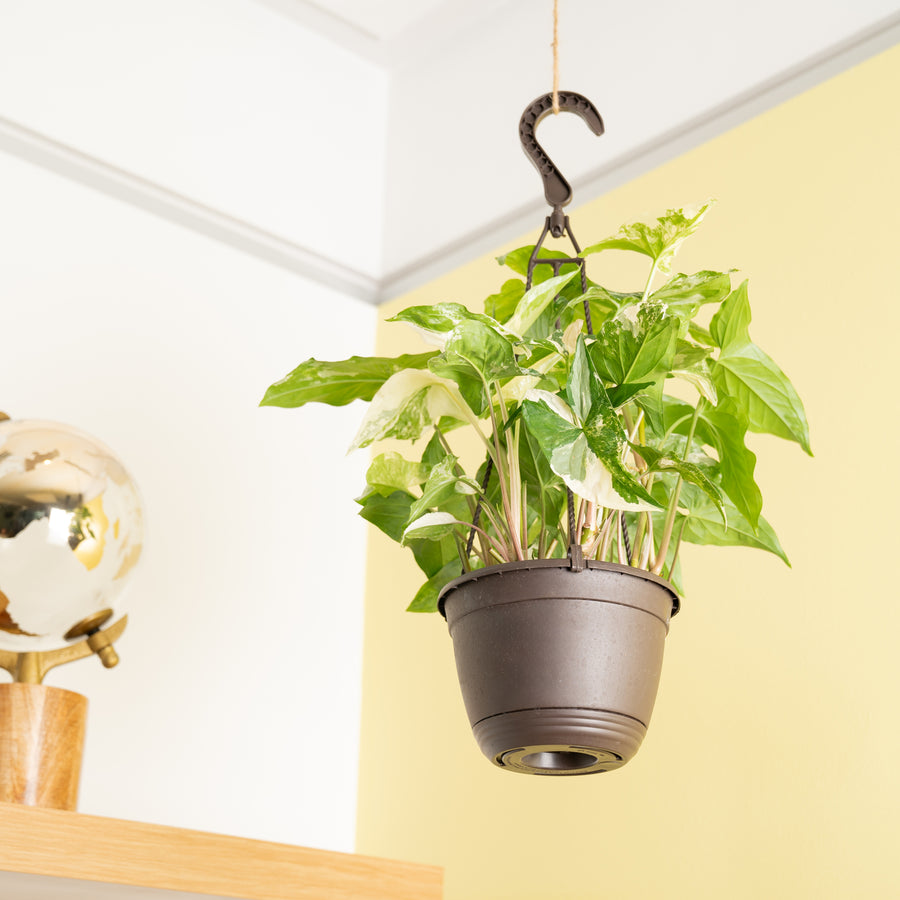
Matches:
[[242, 0, 900, 300], [303, 0, 452, 41], [2, 0, 899, 304], [258, 0, 514, 67]]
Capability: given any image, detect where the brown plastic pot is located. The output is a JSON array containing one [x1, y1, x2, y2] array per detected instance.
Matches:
[[438, 558, 679, 775]]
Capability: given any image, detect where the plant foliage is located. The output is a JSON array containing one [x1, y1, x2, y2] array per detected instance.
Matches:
[[262, 204, 810, 610]]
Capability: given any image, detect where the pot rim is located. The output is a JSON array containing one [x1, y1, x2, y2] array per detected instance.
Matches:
[[437, 558, 680, 620]]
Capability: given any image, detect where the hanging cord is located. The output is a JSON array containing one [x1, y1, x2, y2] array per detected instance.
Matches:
[[552, 0, 560, 115]]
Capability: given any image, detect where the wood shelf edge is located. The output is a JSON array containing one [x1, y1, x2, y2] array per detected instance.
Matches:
[[0, 803, 442, 900]]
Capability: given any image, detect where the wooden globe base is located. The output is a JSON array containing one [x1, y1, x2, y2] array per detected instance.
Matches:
[[0, 683, 87, 810]]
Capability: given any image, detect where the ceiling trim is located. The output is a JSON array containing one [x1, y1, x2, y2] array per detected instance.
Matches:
[[0, 9, 897, 308], [256, 0, 515, 68], [378, 9, 900, 300], [0, 114, 379, 304]]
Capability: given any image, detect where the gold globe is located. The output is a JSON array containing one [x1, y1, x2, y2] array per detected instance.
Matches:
[[0, 418, 144, 653]]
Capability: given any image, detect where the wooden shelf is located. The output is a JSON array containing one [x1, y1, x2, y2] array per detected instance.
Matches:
[[0, 803, 442, 899]]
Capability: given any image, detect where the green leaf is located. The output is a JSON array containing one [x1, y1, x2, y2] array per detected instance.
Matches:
[[484, 279, 525, 324], [607, 381, 654, 409], [407, 560, 462, 612], [506, 271, 579, 337], [678, 484, 789, 565], [521, 389, 658, 511], [402, 512, 472, 545], [688, 321, 715, 346], [588, 301, 680, 385], [702, 399, 762, 529], [260, 352, 437, 408], [564, 285, 636, 329], [388, 303, 509, 345], [578, 338, 658, 506], [635, 380, 667, 438], [581, 202, 713, 274], [430, 320, 521, 385], [350, 369, 482, 450], [709, 282, 811, 454], [497, 246, 580, 280], [519, 426, 567, 550], [650, 270, 731, 322], [362, 452, 428, 498], [714, 348, 811, 454], [408, 456, 480, 522], [672, 340, 717, 404], [565, 336, 593, 422], [356, 490, 414, 542], [633, 443, 725, 523], [421, 430, 448, 469], [709, 281, 753, 351]]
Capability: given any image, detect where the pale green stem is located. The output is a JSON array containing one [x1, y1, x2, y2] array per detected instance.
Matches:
[[651, 401, 703, 574], [505, 410, 523, 556], [574, 498, 587, 544], [616, 512, 627, 564], [464, 521, 510, 561], [434, 424, 495, 565], [476, 499, 513, 560], [641, 257, 661, 303], [521, 482, 529, 557], [598, 509, 615, 561], [630, 512, 648, 567], [640, 511, 655, 569], [664, 516, 688, 582], [485, 381, 524, 560]]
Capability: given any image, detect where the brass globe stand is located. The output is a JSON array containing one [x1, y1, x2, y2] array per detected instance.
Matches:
[[0, 614, 126, 810]]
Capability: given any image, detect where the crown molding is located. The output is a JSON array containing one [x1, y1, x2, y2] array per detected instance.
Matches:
[[377, 9, 900, 300], [0, 7, 897, 308], [0, 115, 380, 304]]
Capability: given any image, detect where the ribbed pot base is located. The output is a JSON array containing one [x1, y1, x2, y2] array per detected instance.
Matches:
[[474, 707, 646, 775], [439, 560, 679, 775]]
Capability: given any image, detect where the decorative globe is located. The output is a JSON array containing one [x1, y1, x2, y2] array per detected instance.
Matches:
[[0, 418, 144, 653]]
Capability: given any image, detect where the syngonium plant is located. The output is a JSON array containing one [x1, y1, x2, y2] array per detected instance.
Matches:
[[262, 204, 811, 611]]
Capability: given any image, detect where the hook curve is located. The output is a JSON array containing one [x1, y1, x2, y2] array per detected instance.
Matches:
[[519, 92, 604, 235]]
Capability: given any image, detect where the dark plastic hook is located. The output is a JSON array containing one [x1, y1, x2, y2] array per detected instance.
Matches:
[[519, 92, 604, 236]]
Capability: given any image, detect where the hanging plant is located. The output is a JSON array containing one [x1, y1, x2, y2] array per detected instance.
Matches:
[[263, 201, 809, 599], [262, 94, 810, 775]]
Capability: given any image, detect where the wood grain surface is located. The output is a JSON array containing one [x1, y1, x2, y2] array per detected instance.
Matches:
[[0, 803, 442, 899], [0, 684, 87, 810]]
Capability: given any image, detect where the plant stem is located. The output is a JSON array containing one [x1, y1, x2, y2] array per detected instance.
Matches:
[[630, 512, 647, 566], [575, 498, 587, 544], [597, 509, 615, 561], [486, 381, 524, 560], [434, 424, 494, 565], [640, 511, 655, 569], [465, 521, 511, 561], [616, 512, 627, 564], [664, 516, 688, 582], [651, 400, 703, 574], [641, 258, 661, 303]]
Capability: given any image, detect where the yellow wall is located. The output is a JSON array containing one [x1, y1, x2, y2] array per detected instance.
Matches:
[[356, 44, 900, 899]]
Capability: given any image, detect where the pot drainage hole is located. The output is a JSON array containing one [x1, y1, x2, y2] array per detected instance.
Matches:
[[520, 750, 598, 770]]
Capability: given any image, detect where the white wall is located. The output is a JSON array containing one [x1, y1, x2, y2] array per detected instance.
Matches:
[[0, 0, 389, 278], [0, 149, 375, 851]]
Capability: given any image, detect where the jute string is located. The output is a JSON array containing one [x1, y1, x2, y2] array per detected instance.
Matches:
[[552, 0, 560, 114]]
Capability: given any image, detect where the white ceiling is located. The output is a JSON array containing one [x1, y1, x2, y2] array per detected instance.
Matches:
[[1, 0, 899, 303], [216, 0, 900, 297], [303, 0, 452, 41], [257, 0, 514, 67]]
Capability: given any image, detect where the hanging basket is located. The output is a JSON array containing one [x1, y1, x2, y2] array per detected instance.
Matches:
[[438, 559, 679, 775]]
